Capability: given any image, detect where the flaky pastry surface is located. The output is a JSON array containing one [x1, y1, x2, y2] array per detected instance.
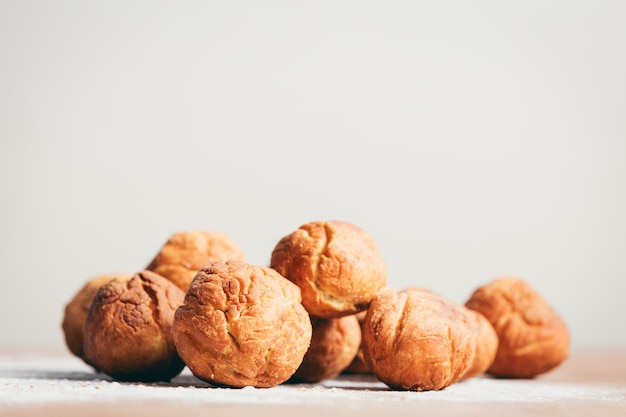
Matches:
[[172, 260, 312, 388], [362, 288, 475, 391], [147, 230, 245, 291], [292, 314, 361, 382], [83, 271, 185, 382], [462, 308, 498, 379], [270, 220, 386, 318], [465, 277, 569, 378], [62, 273, 131, 367]]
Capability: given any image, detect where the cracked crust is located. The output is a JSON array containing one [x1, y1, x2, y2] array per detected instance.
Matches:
[[82, 271, 186, 382], [465, 277, 569, 378], [291, 314, 361, 382], [172, 260, 312, 388], [361, 288, 476, 391], [269, 220, 387, 318], [61, 273, 131, 368], [146, 230, 245, 291]]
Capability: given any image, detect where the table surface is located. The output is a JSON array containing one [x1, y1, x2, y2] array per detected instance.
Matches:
[[1, 348, 624, 417]]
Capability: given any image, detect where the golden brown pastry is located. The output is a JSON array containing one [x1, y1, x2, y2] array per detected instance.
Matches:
[[270, 220, 387, 318], [342, 311, 371, 374], [362, 288, 475, 391], [61, 273, 131, 367], [146, 230, 245, 291], [291, 314, 361, 382], [344, 287, 434, 375], [172, 260, 312, 388], [344, 287, 430, 374], [461, 308, 499, 379], [465, 277, 569, 378], [82, 271, 186, 382]]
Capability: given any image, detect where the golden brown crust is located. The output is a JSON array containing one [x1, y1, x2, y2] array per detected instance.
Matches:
[[362, 288, 475, 391], [82, 271, 186, 382], [61, 273, 131, 367], [146, 230, 245, 291], [291, 314, 361, 382], [342, 311, 372, 374], [461, 308, 499, 379], [465, 277, 569, 378], [172, 260, 312, 388], [269, 220, 387, 318]]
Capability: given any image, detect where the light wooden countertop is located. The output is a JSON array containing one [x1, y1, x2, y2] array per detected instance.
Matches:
[[1, 348, 624, 417]]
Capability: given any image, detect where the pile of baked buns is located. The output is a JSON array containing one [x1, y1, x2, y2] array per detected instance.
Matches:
[[62, 220, 570, 391]]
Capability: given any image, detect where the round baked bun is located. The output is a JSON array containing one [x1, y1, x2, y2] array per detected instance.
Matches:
[[172, 260, 312, 388], [61, 273, 131, 367], [465, 277, 569, 378], [82, 271, 186, 382], [461, 308, 498, 379], [362, 288, 476, 391], [291, 314, 361, 382], [270, 220, 387, 318], [146, 230, 245, 291], [342, 311, 372, 374]]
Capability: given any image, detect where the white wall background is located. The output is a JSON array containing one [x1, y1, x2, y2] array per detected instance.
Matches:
[[1, 1, 624, 351]]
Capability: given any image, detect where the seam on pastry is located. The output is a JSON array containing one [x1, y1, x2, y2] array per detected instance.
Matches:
[[448, 324, 455, 382], [219, 304, 242, 352], [139, 277, 161, 332], [498, 289, 547, 331], [512, 336, 555, 356], [109, 281, 147, 332], [264, 345, 273, 370], [311, 223, 330, 302], [392, 293, 409, 350]]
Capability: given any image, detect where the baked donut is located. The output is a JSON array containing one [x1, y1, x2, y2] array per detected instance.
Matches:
[[291, 314, 361, 382], [465, 277, 569, 378], [82, 271, 186, 382], [146, 230, 245, 291], [344, 287, 433, 375], [270, 220, 387, 318], [61, 273, 131, 367], [172, 260, 312, 388], [362, 288, 475, 391], [462, 308, 498, 379]]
